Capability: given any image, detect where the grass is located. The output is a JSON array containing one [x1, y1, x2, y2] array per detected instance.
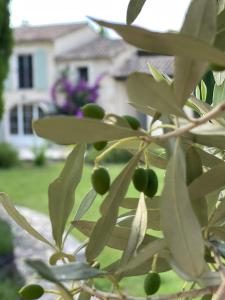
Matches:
[[0, 161, 184, 296]]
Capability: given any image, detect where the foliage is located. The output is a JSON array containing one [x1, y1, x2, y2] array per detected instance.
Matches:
[[0, 218, 13, 256], [51, 73, 103, 116], [0, 143, 18, 168], [3, 1, 225, 300], [33, 147, 46, 167], [0, 0, 13, 119]]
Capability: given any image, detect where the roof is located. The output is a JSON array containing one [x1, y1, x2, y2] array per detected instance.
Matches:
[[14, 22, 88, 43], [113, 51, 174, 79], [56, 37, 128, 60]]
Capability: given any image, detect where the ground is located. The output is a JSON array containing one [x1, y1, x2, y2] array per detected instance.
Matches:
[[0, 161, 184, 296]]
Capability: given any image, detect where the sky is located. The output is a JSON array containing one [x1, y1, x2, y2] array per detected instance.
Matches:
[[10, 0, 191, 35]]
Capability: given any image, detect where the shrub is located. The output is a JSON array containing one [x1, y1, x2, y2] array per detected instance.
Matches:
[[0, 218, 13, 256], [33, 147, 46, 167], [0, 143, 18, 168]]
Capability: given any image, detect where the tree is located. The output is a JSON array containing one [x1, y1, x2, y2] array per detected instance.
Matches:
[[2, 0, 225, 299], [0, 0, 13, 119]]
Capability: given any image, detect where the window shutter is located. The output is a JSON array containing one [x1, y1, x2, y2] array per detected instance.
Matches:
[[34, 49, 48, 90], [4, 58, 13, 91]]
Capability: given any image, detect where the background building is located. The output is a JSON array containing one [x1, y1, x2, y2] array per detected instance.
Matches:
[[2, 22, 173, 149]]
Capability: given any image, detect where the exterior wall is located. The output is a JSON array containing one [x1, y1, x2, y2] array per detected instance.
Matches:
[[54, 27, 98, 55]]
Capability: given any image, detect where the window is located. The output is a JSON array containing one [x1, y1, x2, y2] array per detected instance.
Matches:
[[78, 67, 88, 82], [18, 54, 33, 88], [23, 105, 33, 135], [9, 106, 18, 134], [9, 104, 44, 136]]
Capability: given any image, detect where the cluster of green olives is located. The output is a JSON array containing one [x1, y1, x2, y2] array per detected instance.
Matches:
[[81, 103, 141, 152], [144, 272, 161, 295], [132, 167, 158, 197], [19, 284, 44, 299]]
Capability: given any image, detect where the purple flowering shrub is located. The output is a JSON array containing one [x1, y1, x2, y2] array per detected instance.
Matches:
[[51, 75, 103, 116]]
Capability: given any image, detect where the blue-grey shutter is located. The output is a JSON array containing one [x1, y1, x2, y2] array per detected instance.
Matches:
[[34, 49, 48, 90], [4, 63, 12, 91]]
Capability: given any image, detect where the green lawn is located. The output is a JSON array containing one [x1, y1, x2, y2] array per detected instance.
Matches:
[[0, 162, 184, 296]]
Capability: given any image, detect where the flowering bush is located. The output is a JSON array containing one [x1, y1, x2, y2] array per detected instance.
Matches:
[[51, 75, 103, 116]]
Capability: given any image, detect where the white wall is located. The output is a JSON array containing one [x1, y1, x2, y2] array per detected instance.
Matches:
[[54, 26, 98, 55]]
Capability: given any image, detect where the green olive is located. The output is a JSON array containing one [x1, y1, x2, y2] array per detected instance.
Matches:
[[19, 284, 44, 299], [122, 115, 141, 130], [91, 167, 110, 195], [81, 104, 105, 120], [93, 141, 107, 151], [144, 169, 158, 198], [132, 168, 148, 192], [144, 273, 161, 295]]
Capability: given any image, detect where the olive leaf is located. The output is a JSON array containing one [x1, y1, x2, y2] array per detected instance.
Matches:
[[189, 162, 225, 201], [217, 8, 225, 31], [120, 193, 147, 267], [186, 146, 208, 226], [208, 199, 225, 227], [174, 0, 216, 106], [26, 259, 73, 300], [116, 238, 166, 277], [160, 140, 205, 278], [126, 0, 146, 25], [85, 151, 142, 261], [73, 220, 155, 251], [91, 18, 225, 67], [0, 193, 54, 249], [127, 72, 186, 117], [33, 117, 145, 145], [51, 262, 107, 281], [48, 144, 86, 248], [213, 81, 225, 106], [73, 189, 97, 222]]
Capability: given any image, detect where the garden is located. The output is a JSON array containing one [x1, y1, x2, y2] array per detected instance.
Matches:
[[2, 0, 225, 300]]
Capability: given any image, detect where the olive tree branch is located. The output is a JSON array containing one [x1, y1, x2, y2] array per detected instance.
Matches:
[[142, 101, 225, 143], [78, 282, 218, 300], [209, 243, 225, 300]]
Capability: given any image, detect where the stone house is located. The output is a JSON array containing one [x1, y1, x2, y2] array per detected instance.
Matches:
[[2, 22, 173, 150]]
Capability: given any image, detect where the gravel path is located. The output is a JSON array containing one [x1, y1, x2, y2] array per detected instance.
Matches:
[[0, 206, 83, 299]]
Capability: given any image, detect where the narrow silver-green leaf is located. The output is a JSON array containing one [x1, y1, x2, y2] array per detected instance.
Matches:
[[213, 81, 225, 106], [189, 162, 225, 201], [186, 146, 208, 226], [85, 152, 142, 261], [26, 259, 73, 300], [217, 8, 225, 31], [119, 209, 161, 231], [120, 193, 147, 267], [116, 238, 166, 277], [127, 72, 186, 117], [33, 117, 145, 145], [174, 0, 216, 106], [73, 220, 155, 250], [201, 81, 208, 102], [209, 199, 225, 226], [0, 193, 54, 249], [161, 140, 205, 278], [73, 189, 97, 222], [92, 18, 225, 67], [49, 144, 85, 248], [126, 0, 146, 25], [120, 196, 161, 210], [51, 262, 107, 281]]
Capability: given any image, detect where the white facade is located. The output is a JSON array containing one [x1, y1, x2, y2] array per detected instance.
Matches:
[[2, 23, 138, 149]]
